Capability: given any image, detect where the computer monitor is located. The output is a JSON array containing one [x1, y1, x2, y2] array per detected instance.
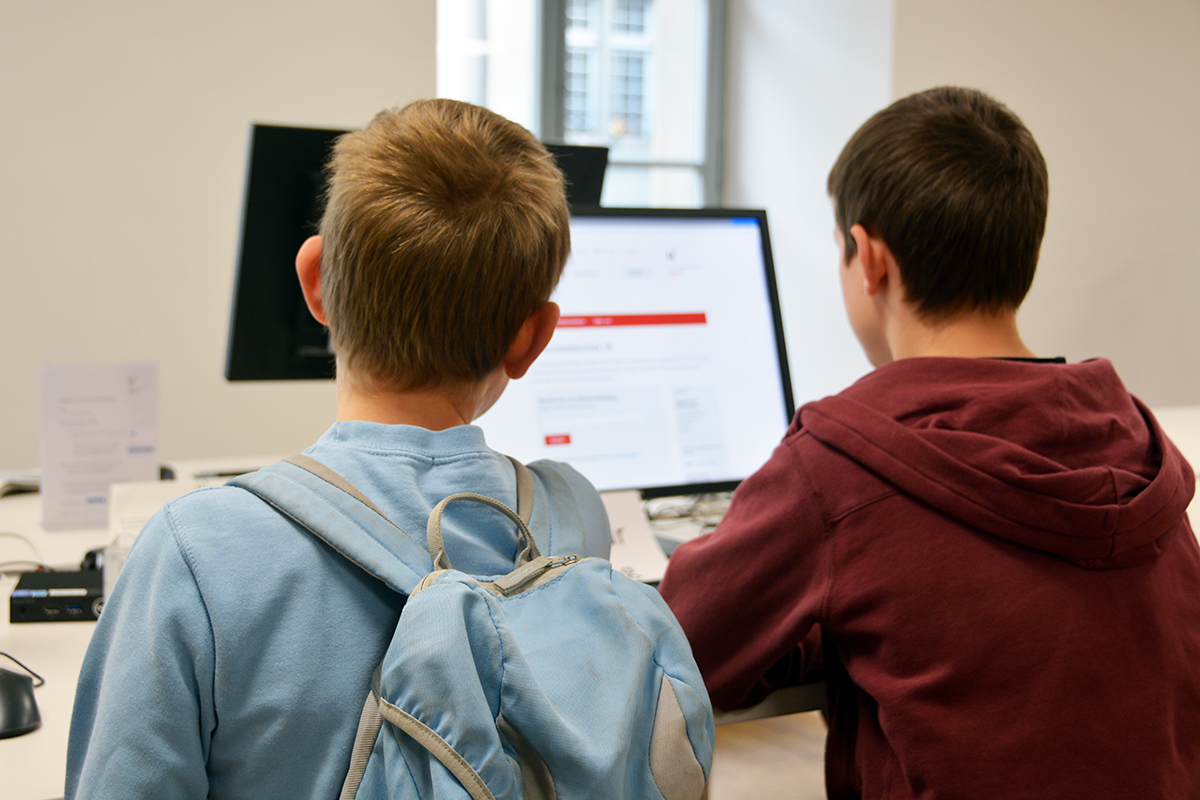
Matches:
[[542, 143, 609, 207], [476, 207, 794, 498], [224, 125, 609, 381], [225, 124, 341, 381]]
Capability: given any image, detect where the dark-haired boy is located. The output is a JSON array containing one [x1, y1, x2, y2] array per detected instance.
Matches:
[[66, 100, 612, 799], [658, 86, 1200, 797]]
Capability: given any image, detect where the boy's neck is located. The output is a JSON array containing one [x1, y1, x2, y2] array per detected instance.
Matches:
[[333, 368, 508, 431], [887, 305, 1036, 362]]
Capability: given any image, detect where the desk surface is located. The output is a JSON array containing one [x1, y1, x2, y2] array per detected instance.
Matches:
[[1, 490, 108, 800], [2, 408, 1198, 800], [1, 602, 93, 800]]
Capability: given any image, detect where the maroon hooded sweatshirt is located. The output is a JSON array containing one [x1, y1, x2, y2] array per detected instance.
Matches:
[[659, 357, 1200, 799]]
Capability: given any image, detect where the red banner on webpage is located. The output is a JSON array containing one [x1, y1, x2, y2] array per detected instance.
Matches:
[[557, 312, 707, 328]]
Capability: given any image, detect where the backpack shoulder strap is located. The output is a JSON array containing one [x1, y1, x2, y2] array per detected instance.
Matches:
[[227, 454, 537, 596], [228, 456, 431, 595]]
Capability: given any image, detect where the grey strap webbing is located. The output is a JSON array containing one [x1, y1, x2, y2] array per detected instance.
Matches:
[[339, 681, 384, 800], [339, 668, 500, 800], [284, 454, 397, 524], [427, 491, 540, 571]]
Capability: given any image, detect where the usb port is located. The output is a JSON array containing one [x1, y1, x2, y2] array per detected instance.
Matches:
[[44, 606, 61, 616], [67, 604, 84, 616]]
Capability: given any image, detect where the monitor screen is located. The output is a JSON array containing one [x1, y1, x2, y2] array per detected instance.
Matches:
[[224, 125, 609, 382], [476, 207, 794, 498]]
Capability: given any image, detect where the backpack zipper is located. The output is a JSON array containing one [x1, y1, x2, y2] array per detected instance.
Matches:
[[490, 554, 580, 596]]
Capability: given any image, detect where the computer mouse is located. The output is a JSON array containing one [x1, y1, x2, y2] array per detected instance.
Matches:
[[0, 667, 41, 738]]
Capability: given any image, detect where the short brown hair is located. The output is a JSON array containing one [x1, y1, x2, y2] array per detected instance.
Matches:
[[318, 99, 570, 391], [828, 86, 1048, 319]]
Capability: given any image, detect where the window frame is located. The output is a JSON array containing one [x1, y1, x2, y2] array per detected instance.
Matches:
[[539, 0, 726, 206]]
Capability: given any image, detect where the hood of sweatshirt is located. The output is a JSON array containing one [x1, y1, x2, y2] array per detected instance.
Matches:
[[799, 358, 1195, 569]]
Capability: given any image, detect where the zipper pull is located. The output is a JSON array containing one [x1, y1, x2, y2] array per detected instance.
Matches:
[[492, 553, 580, 596]]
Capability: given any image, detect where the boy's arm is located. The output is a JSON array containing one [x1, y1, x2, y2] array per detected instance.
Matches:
[[66, 510, 214, 799], [658, 434, 831, 711]]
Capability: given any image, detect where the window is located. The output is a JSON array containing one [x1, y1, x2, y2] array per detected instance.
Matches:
[[565, 2, 652, 144], [567, 0, 596, 29], [609, 50, 646, 137], [438, 0, 724, 207], [565, 48, 596, 133], [613, 0, 648, 34]]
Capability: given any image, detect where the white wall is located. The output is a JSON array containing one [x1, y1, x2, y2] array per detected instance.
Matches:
[[892, 0, 1200, 408], [728, 0, 1200, 411], [5, 1, 1195, 469], [724, 1, 894, 406], [0, 1, 437, 469]]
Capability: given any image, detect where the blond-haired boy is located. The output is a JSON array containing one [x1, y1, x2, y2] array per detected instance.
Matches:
[[66, 99, 611, 799]]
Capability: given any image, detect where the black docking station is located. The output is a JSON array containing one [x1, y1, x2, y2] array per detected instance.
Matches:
[[9, 570, 103, 622]]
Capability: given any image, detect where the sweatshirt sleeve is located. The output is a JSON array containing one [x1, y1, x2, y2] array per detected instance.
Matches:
[[657, 431, 832, 711], [65, 506, 215, 799]]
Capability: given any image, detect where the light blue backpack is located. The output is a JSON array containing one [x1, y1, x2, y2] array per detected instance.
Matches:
[[231, 455, 714, 800]]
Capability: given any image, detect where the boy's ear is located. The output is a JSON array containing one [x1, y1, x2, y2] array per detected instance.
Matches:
[[504, 301, 560, 380], [850, 224, 896, 297], [295, 235, 328, 325]]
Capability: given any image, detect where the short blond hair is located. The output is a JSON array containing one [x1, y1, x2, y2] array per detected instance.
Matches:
[[318, 99, 570, 391]]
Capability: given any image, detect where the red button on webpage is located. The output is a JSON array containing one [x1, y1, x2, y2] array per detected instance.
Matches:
[[544, 434, 572, 446]]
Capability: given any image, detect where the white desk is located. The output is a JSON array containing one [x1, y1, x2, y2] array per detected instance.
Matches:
[[1, 492, 109, 800], [2, 410, 1198, 800]]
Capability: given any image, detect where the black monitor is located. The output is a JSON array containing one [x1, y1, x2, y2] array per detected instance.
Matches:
[[476, 207, 794, 498], [542, 143, 609, 207], [225, 124, 341, 381], [224, 125, 609, 381]]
